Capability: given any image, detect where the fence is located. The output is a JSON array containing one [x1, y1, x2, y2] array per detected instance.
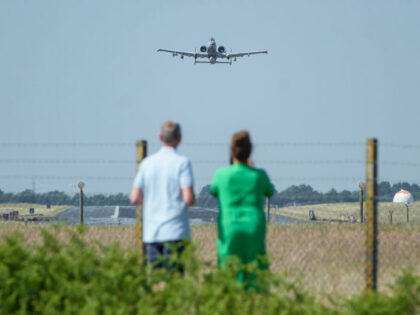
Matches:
[[0, 139, 419, 296]]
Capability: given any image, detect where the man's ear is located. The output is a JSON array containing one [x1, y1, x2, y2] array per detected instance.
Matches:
[[159, 134, 164, 142]]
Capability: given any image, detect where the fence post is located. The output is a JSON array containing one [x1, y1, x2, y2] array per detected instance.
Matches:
[[358, 181, 365, 223], [266, 197, 270, 224], [365, 138, 378, 292], [78, 181, 85, 225], [135, 140, 147, 256], [405, 204, 409, 223]]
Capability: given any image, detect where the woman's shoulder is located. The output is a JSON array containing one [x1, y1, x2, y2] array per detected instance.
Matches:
[[252, 167, 270, 179], [215, 165, 269, 177], [255, 167, 268, 175], [215, 166, 232, 176]]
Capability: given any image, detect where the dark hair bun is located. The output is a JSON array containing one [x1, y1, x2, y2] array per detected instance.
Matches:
[[231, 131, 252, 163]]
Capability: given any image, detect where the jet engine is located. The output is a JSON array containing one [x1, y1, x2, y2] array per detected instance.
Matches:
[[218, 46, 226, 53], [200, 46, 207, 53]]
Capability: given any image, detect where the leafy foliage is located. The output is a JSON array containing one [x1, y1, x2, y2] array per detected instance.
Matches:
[[196, 182, 420, 208], [341, 270, 420, 315], [1, 181, 419, 207], [0, 228, 420, 314], [0, 189, 130, 206]]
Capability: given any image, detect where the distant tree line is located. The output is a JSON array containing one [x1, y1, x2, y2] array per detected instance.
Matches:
[[0, 189, 130, 206], [1, 181, 419, 208], [196, 181, 420, 209]]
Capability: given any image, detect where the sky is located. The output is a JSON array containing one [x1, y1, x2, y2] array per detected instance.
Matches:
[[1, 1, 419, 195]]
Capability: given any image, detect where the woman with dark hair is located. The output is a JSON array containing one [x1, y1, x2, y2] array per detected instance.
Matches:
[[210, 131, 274, 285]]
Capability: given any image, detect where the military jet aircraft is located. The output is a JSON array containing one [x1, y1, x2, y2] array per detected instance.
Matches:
[[157, 38, 268, 65]]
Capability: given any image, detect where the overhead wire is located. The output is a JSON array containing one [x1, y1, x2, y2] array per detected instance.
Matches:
[[1, 159, 420, 167], [0, 175, 363, 182], [1, 141, 420, 149], [1, 142, 419, 188], [0, 141, 369, 148]]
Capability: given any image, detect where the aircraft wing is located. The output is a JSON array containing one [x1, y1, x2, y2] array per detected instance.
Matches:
[[157, 49, 207, 58], [226, 51, 268, 59]]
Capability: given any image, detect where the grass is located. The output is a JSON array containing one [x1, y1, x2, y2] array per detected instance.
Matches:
[[192, 224, 420, 296], [1, 220, 419, 297], [0, 203, 73, 217], [275, 201, 420, 224]]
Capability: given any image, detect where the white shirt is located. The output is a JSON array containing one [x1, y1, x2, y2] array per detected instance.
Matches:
[[133, 146, 194, 243]]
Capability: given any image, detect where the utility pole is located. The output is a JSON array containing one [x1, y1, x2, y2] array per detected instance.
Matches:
[[135, 140, 148, 256], [365, 138, 378, 292]]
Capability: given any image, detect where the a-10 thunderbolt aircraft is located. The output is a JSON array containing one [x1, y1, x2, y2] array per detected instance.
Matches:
[[157, 38, 268, 65]]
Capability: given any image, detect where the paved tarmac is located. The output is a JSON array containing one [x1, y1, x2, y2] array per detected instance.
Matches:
[[55, 206, 303, 226]]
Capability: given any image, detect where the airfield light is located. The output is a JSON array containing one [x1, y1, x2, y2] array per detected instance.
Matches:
[[358, 181, 366, 223], [77, 181, 85, 190], [77, 181, 85, 225]]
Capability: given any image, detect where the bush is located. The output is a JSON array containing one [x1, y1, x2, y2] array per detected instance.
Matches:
[[342, 270, 420, 315], [0, 227, 419, 314]]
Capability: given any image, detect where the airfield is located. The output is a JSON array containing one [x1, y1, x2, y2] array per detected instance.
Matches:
[[2, 201, 419, 226], [0, 203, 73, 217], [0, 203, 302, 226], [277, 201, 420, 224], [53, 205, 302, 225]]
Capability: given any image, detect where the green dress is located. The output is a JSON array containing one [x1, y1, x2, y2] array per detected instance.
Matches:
[[210, 163, 274, 283]]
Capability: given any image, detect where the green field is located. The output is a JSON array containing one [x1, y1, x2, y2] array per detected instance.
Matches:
[[0, 203, 73, 217], [275, 201, 420, 224]]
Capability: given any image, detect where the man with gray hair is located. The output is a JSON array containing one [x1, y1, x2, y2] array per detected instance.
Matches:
[[131, 120, 194, 272]]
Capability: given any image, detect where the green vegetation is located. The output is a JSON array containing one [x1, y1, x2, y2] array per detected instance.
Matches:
[[1, 223, 420, 297], [197, 181, 420, 208], [0, 189, 130, 206], [0, 203, 72, 216], [278, 201, 420, 224], [1, 180, 418, 208], [1, 227, 420, 314]]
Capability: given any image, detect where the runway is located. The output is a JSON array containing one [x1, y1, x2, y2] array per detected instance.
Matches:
[[55, 206, 303, 226]]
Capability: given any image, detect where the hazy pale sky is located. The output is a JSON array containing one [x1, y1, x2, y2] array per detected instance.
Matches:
[[1, 1, 419, 194]]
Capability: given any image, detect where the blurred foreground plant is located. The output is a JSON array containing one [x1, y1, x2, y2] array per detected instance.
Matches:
[[0, 226, 419, 315]]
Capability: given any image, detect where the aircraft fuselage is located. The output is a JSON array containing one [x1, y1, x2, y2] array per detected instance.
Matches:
[[206, 38, 222, 63]]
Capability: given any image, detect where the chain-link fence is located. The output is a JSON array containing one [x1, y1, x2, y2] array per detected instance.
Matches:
[[0, 140, 419, 296]]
